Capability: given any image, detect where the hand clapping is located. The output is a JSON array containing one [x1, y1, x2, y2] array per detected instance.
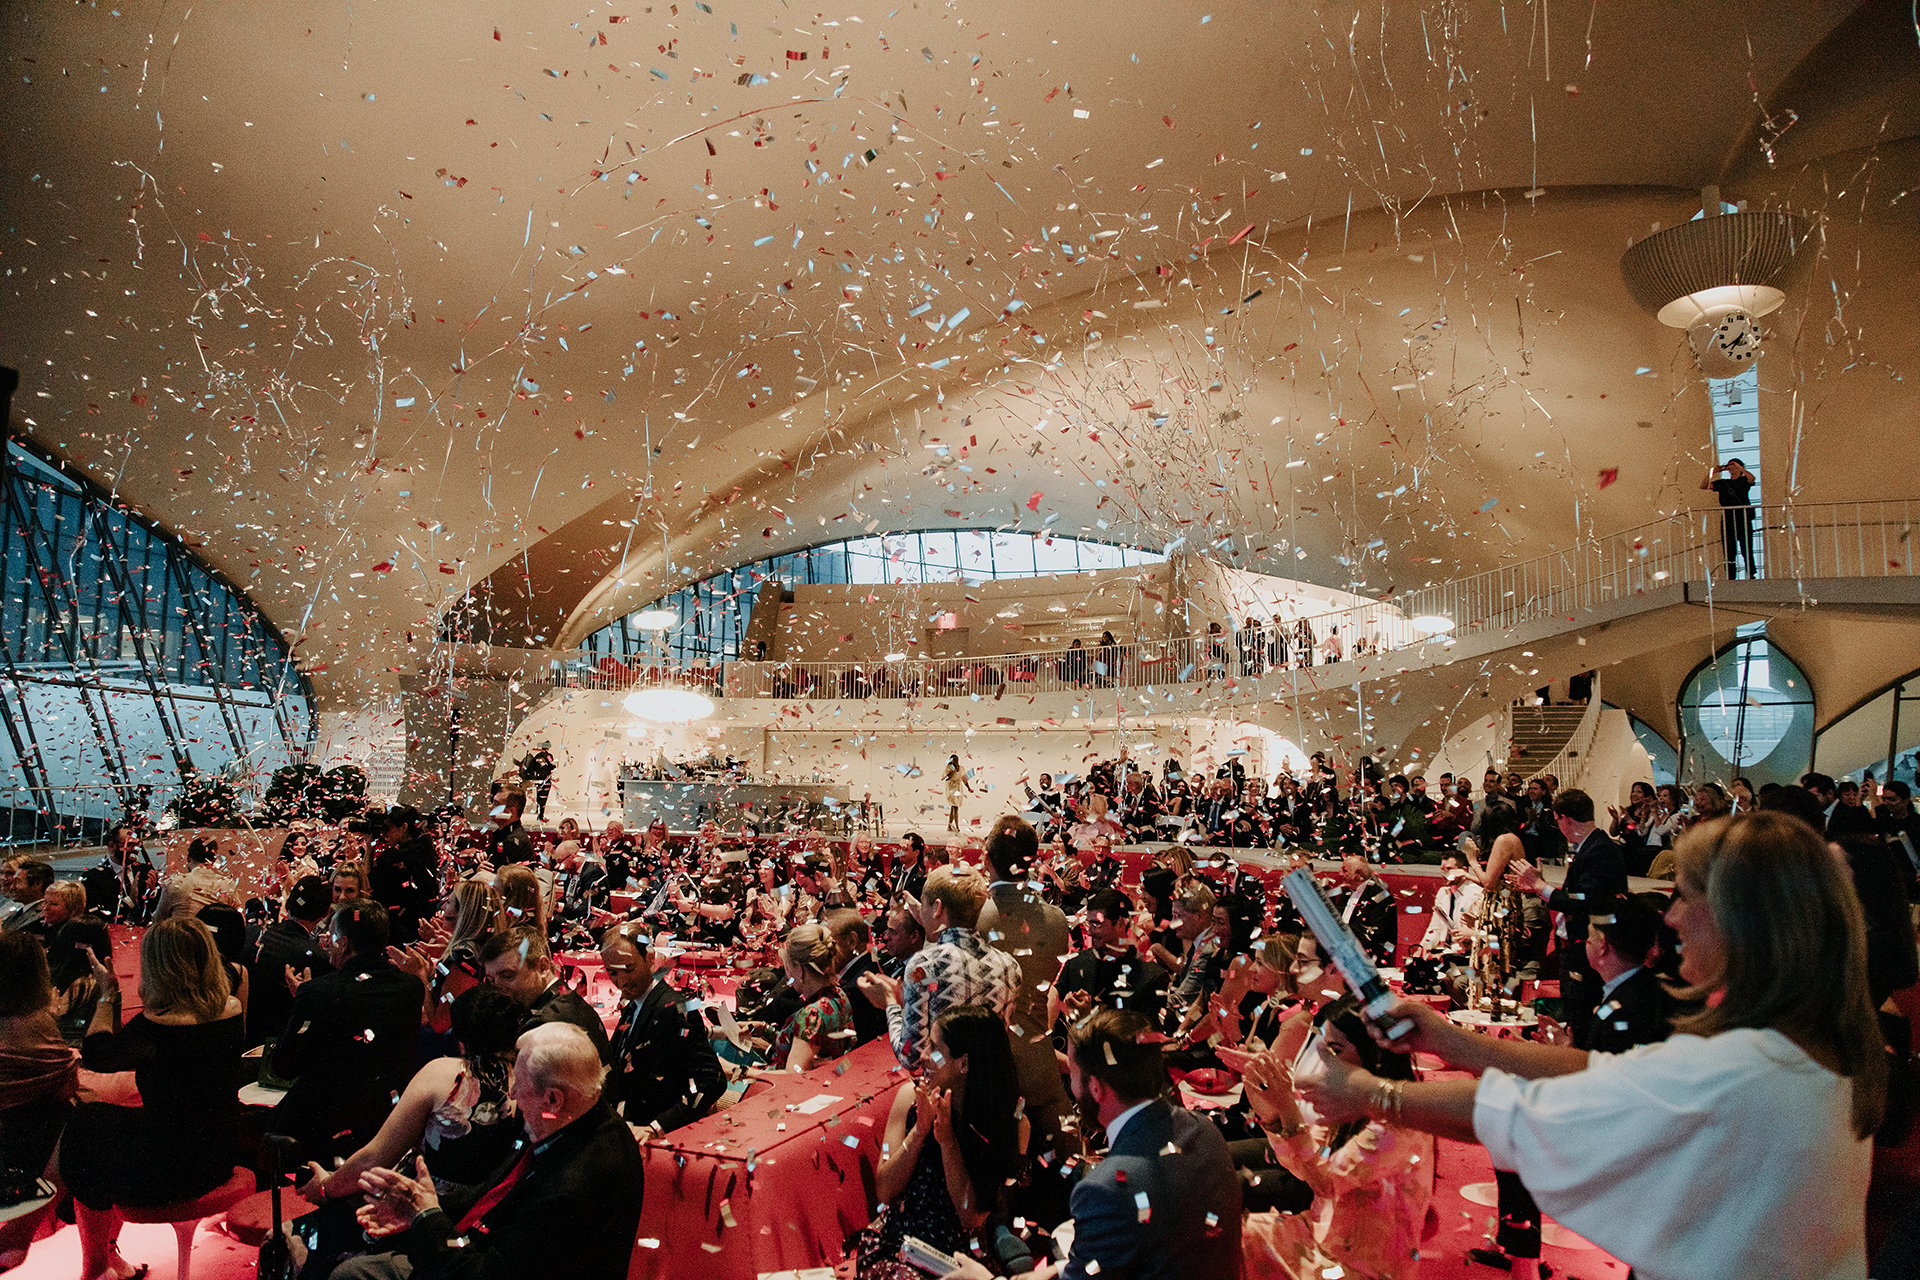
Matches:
[[354, 1155, 440, 1238]]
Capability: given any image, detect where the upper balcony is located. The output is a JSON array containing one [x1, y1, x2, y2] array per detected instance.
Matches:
[[554, 499, 1920, 706]]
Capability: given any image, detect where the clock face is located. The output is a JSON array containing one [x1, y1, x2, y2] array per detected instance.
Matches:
[[1715, 312, 1762, 362]]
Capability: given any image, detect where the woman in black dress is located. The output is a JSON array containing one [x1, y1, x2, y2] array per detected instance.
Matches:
[[59, 916, 244, 1280], [862, 1006, 1026, 1277]]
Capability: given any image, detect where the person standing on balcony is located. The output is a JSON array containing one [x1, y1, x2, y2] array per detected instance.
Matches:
[[1702, 458, 1758, 579]]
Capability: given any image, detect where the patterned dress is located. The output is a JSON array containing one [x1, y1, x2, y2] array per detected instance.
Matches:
[[772, 985, 855, 1067]]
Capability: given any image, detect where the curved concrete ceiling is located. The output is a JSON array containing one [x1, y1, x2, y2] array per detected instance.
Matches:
[[3, 0, 1915, 707]]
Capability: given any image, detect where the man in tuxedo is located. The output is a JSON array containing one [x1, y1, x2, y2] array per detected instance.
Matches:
[[1328, 855, 1398, 962], [271, 899, 426, 1161], [825, 908, 890, 1046], [368, 806, 439, 945], [484, 791, 535, 868], [599, 924, 725, 1137], [1055, 889, 1169, 1025], [888, 832, 928, 902], [244, 874, 331, 1049], [1803, 771, 1874, 840], [325, 1023, 643, 1280], [1581, 894, 1673, 1054], [483, 926, 612, 1063], [1509, 788, 1628, 1045], [975, 816, 1078, 1169], [1055, 1009, 1241, 1280]]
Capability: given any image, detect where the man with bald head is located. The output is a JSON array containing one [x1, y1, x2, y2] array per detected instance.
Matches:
[[328, 1022, 644, 1280]]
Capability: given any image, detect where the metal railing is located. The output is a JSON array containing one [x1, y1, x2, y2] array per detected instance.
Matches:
[[558, 499, 1919, 701], [1537, 679, 1606, 792]]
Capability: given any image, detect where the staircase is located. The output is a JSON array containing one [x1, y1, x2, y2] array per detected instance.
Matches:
[[1504, 704, 1589, 774]]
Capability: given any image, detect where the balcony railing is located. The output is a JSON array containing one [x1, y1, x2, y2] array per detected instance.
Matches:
[[557, 499, 1919, 701]]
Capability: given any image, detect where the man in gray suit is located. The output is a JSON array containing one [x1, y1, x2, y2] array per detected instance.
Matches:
[[977, 816, 1079, 1179]]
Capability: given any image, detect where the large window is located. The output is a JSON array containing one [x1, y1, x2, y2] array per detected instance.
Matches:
[[1677, 634, 1813, 786], [577, 531, 1165, 668], [0, 441, 313, 842], [1815, 674, 1920, 790]]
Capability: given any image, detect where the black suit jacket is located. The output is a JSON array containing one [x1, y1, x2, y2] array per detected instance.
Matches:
[[1065, 1099, 1242, 1280], [244, 917, 328, 1049], [403, 1101, 644, 1280], [1548, 831, 1629, 944], [1056, 949, 1169, 1023], [527, 982, 613, 1063], [370, 835, 440, 944], [1581, 967, 1672, 1053], [270, 954, 425, 1156], [607, 979, 726, 1133], [840, 953, 891, 1047], [1329, 880, 1398, 962], [1827, 802, 1876, 841]]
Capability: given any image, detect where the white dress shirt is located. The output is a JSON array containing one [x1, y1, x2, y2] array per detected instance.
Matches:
[[1474, 1028, 1868, 1280], [1421, 878, 1484, 951]]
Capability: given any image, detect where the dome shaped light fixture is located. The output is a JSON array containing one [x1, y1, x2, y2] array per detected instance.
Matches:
[[1620, 192, 1805, 377], [623, 686, 715, 723], [1410, 615, 1456, 636], [630, 608, 678, 630]]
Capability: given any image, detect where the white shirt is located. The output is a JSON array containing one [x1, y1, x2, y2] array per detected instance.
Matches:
[[1105, 1099, 1153, 1148], [1422, 878, 1484, 951], [1597, 966, 1642, 1003], [1474, 1028, 1869, 1280]]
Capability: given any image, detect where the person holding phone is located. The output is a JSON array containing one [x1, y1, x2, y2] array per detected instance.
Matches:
[[1293, 812, 1884, 1280]]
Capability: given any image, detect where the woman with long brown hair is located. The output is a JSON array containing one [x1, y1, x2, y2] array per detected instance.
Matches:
[[58, 916, 244, 1280], [1296, 812, 1886, 1280]]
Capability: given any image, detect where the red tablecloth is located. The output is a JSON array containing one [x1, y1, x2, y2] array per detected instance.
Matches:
[[629, 1039, 906, 1280]]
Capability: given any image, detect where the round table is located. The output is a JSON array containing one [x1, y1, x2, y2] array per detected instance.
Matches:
[[0, 1187, 53, 1226], [1448, 1007, 1538, 1034]]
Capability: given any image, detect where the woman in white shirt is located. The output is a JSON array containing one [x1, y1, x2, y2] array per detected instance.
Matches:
[[1296, 811, 1886, 1280]]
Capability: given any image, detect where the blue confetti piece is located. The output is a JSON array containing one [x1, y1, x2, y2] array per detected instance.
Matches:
[[1478, 498, 1500, 513]]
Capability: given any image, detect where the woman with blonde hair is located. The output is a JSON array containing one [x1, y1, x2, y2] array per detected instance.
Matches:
[[770, 922, 854, 1071], [392, 878, 503, 1034], [1297, 811, 1887, 1280], [58, 917, 244, 1280]]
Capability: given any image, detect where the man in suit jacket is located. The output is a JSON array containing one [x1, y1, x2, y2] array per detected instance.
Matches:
[[1803, 771, 1875, 840], [327, 1022, 644, 1280], [368, 806, 440, 945], [1579, 895, 1673, 1054], [482, 925, 612, 1063], [1056, 889, 1170, 1028], [271, 899, 426, 1161], [1510, 789, 1628, 1044], [245, 874, 331, 1050], [1057, 1009, 1242, 1280], [826, 909, 890, 1047], [599, 924, 725, 1136], [1327, 855, 1399, 962], [976, 817, 1080, 1171]]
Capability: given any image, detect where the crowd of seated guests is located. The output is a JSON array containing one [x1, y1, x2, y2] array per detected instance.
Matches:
[[4, 762, 1920, 1280]]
